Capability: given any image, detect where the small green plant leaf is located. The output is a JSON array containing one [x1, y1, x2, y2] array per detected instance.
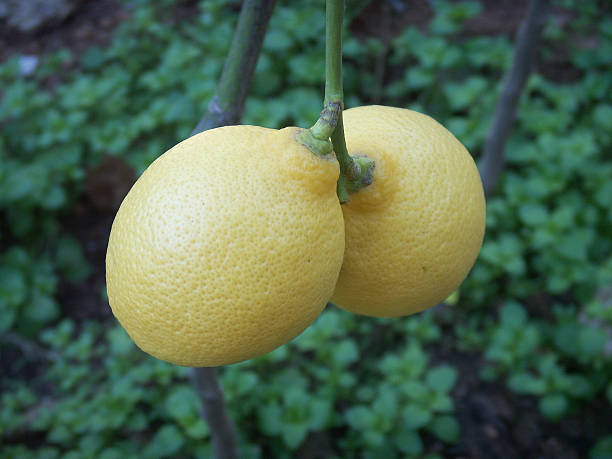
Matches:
[[428, 415, 460, 444]]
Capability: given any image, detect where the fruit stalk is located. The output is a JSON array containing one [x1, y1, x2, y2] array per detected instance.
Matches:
[[318, 0, 374, 203], [323, 0, 344, 106]]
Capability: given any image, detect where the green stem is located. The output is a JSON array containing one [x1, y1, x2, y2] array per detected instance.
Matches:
[[324, 0, 344, 105], [297, 0, 374, 203], [326, 0, 353, 202]]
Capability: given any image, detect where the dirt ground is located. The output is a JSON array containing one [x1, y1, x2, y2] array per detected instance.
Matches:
[[2, 1, 608, 457]]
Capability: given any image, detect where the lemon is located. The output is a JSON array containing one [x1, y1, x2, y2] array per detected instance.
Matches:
[[106, 125, 345, 366], [331, 105, 486, 317]]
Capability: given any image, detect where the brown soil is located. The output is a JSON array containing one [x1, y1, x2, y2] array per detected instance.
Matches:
[[432, 345, 611, 459], [0, 0, 127, 63], [57, 155, 136, 321]]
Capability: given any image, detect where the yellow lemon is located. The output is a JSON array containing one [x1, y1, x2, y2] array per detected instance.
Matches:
[[331, 105, 485, 317], [106, 125, 344, 366]]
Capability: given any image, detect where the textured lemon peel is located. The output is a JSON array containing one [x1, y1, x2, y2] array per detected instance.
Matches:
[[331, 105, 486, 318], [106, 125, 345, 367]]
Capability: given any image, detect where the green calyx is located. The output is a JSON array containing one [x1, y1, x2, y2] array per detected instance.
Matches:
[[298, 0, 375, 204], [345, 155, 376, 194], [295, 128, 334, 157], [297, 102, 375, 204], [295, 101, 341, 157]]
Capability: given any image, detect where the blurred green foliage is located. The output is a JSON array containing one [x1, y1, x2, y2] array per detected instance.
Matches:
[[1, 0, 611, 456]]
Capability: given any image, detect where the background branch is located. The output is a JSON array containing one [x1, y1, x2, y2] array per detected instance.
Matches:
[[188, 1, 276, 459], [1, 331, 60, 362], [191, 0, 276, 136], [190, 367, 240, 459], [479, 0, 548, 197]]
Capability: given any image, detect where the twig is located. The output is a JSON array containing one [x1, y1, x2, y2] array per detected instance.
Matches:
[[191, 0, 276, 136], [1, 331, 61, 362], [189, 367, 239, 459], [479, 0, 548, 197], [299, 0, 375, 203], [188, 1, 276, 458]]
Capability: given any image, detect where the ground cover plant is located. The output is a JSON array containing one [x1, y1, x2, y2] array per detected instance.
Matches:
[[1, 0, 611, 457]]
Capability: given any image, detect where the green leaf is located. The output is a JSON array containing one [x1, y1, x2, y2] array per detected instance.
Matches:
[[284, 386, 310, 409], [401, 381, 428, 400], [519, 203, 548, 226], [40, 185, 67, 210], [402, 403, 432, 429], [308, 400, 331, 430], [184, 418, 209, 439], [406, 67, 434, 90], [500, 301, 527, 327], [126, 412, 148, 431], [428, 415, 460, 443], [282, 423, 309, 450], [593, 104, 612, 131], [578, 326, 607, 357], [165, 386, 199, 423], [47, 424, 72, 444], [373, 386, 399, 418], [331, 339, 359, 367], [0, 267, 27, 307], [0, 308, 16, 332], [345, 406, 375, 430], [55, 236, 91, 283], [258, 403, 283, 434], [566, 375, 592, 399], [363, 430, 385, 448], [508, 372, 546, 395], [395, 429, 423, 455], [99, 448, 123, 459], [81, 46, 106, 70], [107, 326, 134, 356], [426, 365, 458, 393], [443, 77, 488, 110], [145, 425, 184, 458], [539, 394, 568, 420], [590, 435, 612, 459], [430, 393, 454, 412], [263, 28, 293, 52], [21, 293, 59, 325], [79, 434, 104, 456]]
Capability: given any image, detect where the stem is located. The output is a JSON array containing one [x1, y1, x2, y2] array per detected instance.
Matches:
[[300, 0, 374, 203], [1, 331, 61, 362], [190, 368, 239, 459], [479, 0, 547, 197], [326, 0, 353, 202], [324, 0, 344, 105], [189, 2, 276, 459], [192, 0, 276, 136]]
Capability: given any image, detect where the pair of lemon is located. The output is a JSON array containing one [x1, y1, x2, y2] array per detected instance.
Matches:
[[106, 106, 486, 367]]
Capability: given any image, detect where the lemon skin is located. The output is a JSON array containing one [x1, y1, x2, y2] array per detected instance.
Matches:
[[331, 105, 486, 318], [106, 125, 345, 366]]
